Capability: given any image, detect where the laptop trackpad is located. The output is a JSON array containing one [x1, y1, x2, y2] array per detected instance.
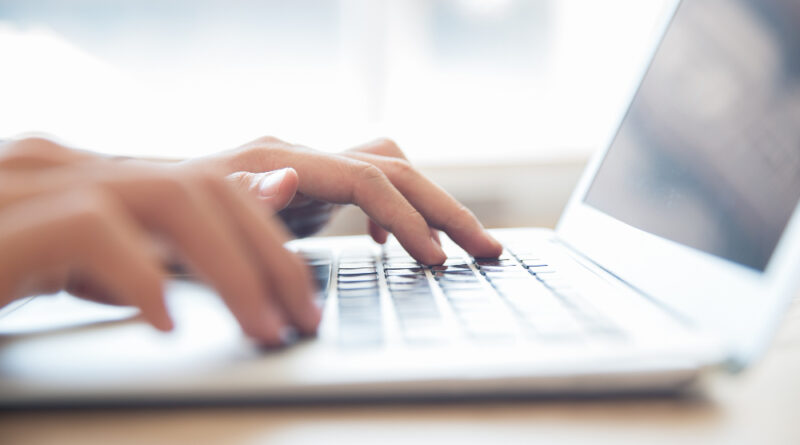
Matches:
[[0, 281, 259, 386]]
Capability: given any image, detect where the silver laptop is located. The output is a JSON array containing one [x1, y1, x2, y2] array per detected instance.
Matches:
[[2, 0, 800, 405]]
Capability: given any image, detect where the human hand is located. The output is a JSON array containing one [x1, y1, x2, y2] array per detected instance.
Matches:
[[0, 138, 320, 345], [196, 137, 503, 264]]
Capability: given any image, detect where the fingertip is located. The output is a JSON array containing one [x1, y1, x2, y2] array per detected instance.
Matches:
[[142, 279, 174, 332], [141, 303, 173, 332], [368, 219, 389, 244], [299, 303, 322, 335], [484, 231, 504, 256], [420, 242, 447, 266], [246, 312, 289, 347], [153, 315, 175, 333], [456, 229, 503, 259]]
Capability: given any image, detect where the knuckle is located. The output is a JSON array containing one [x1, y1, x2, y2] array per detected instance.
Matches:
[[254, 135, 283, 145], [374, 138, 404, 158], [19, 137, 61, 152], [386, 157, 414, 178], [71, 189, 115, 226], [3, 137, 65, 161], [249, 135, 296, 152], [351, 162, 387, 202], [355, 162, 386, 183], [236, 138, 297, 170]]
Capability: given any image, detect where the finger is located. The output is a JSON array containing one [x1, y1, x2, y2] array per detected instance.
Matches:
[[347, 137, 409, 159], [368, 219, 389, 244], [65, 191, 172, 330], [350, 139, 495, 255], [241, 150, 445, 264], [347, 163, 445, 264], [345, 152, 502, 258], [204, 178, 321, 334], [107, 170, 288, 344], [353, 140, 431, 248], [0, 188, 172, 331], [226, 168, 299, 212]]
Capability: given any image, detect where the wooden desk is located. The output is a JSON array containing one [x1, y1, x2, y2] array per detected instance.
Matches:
[[3, 300, 800, 445]]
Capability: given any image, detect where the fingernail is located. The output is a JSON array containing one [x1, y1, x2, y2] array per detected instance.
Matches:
[[257, 168, 289, 198]]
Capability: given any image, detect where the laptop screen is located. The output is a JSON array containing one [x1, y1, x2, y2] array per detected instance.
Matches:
[[584, 0, 800, 271]]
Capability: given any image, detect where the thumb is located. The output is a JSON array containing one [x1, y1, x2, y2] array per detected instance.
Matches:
[[227, 168, 299, 211]]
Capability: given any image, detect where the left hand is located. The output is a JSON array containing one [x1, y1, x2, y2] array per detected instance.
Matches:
[[192, 136, 503, 264]]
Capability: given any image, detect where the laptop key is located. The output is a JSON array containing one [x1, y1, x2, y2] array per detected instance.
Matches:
[[386, 275, 427, 285], [310, 267, 331, 296], [337, 296, 380, 308], [521, 259, 548, 267], [444, 289, 494, 300], [339, 260, 376, 267], [402, 324, 447, 344], [394, 305, 441, 320], [460, 319, 515, 341], [337, 281, 379, 291], [384, 267, 424, 275], [523, 315, 583, 339], [338, 267, 378, 276], [430, 264, 471, 272], [475, 259, 518, 267], [337, 274, 378, 283], [435, 274, 481, 283], [384, 261, 421, 269], [438, 280, 485, 290], [338, 303, 381, 317], [337, 289, 380, 298]]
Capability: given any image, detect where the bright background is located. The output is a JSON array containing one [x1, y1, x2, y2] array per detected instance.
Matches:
[[0, 0, 675, 231]]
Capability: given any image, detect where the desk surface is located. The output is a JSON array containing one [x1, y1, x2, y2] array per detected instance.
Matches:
[[3, 300, 800, 445]]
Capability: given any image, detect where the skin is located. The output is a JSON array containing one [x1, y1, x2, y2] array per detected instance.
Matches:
[[0, 136, 502, 346]]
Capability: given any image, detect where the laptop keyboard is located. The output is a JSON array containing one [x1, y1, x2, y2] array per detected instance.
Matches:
[[298, 244, 622, 348]]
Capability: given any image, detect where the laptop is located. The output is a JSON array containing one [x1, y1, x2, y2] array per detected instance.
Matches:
[[2, 0, 800, 405]]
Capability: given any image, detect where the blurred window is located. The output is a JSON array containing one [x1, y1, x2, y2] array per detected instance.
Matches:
[[0, 0, 674, 164]]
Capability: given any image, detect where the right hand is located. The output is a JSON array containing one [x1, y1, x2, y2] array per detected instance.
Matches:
[[0, 138, 320, 346]]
